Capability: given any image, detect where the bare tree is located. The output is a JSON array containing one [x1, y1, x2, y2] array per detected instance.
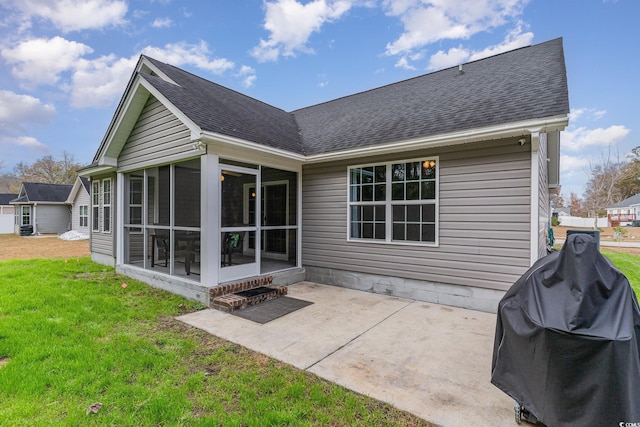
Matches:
[[0, 172, 21, 193], [616, 145, 640, 199], [13, 152, 81, 185], [569, 192, 584, 217], [583, 149, 627, 227]]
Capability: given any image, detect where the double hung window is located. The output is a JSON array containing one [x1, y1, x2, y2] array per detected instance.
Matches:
[[102, 179, 111, 232], [348, 158, 438, 245], [91, 179, 112, 233], [92, 181, 100, 231], [21, 206, 31, 226], [79, 205, 88, 227]]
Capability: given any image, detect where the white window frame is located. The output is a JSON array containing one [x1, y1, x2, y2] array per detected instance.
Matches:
[[102, 178, 112, 233], [21, 205, 31, 226], [347, 157, 439, 246], [92, 181, 100, 232], [79, 205, 88, 227]]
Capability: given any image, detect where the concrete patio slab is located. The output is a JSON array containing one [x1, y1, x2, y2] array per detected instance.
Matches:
[[177, 281, 514, 426]]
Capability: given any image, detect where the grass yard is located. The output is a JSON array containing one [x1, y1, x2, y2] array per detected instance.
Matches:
[[601, 249, 640, 296], [0, 258, 431, 427]]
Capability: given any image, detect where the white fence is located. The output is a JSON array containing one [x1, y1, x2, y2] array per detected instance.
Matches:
[[0, 214, 14, 234], [557, 216, 608, 228]]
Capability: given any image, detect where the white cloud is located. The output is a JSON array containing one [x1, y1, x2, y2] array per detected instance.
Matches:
[[141, 41, 235, 74], [0, 91, 53, 153], [0, 90, 56, 125], [394, 56, 417, 70], [569, 107, 607, 122], [237, 65, 257, 88], [1, 36, 93, 86], [467, 22, 532, 61], [6, 0, 128, 32], [560, 154, 590, 174], [562, 125, 630, 152], [70, 41, 236, 108], [152, 17, 173, 28], [427, 45, 469, 70], [252, 0, 353, 62], [0, 136, 48, 151], [425, 21, 532, 70], [383, 0, 529, 56], [70, 54, 138, 108]]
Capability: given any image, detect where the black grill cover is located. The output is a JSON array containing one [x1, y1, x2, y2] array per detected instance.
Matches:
[[491, 234, 640, 426]]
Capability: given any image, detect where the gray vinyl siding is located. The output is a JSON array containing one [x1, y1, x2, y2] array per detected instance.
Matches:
[[302, 137, 531, 292], [71, 188, 90, 233], [34, 205, 70, 234], [90, 173, 116, 257], [118, 96, 193, 169], [537, 133, 550, 258]]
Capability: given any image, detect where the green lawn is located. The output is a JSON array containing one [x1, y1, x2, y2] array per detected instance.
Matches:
[[601, 250, 640, 297], [0, 258, 431, 427]]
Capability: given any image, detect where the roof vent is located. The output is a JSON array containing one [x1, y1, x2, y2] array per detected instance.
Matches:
[[458, 64, 464, 75]]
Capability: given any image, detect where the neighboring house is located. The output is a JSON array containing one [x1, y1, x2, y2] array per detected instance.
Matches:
[[0, 193, 18, 234], [606, 193, 640, 226], [81, 38, 569, 312], [65, 176, 91, 235], [10, 182, 73, 235]]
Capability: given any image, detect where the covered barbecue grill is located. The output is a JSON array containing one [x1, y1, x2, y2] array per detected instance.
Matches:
[[491, 233, 640, 426]]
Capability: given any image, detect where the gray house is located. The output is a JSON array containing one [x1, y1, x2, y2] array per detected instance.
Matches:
[[81, 38, 569, 312], [11, 182, 73, 235]]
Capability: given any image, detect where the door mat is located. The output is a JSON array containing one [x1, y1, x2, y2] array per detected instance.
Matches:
[[232, 297, 313, 324]]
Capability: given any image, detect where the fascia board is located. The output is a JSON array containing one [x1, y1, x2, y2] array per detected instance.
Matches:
[[304, 115, 569, 164], [93, 76, 201, 171], [79, 165, 116, 176], [138, 57, 178, 85], [200, 131, 306, 164], [94, 74, 149, 163], [65, 178, 82, 203]]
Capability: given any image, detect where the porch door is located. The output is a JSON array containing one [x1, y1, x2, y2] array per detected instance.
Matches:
[[219, 166, 259, 282], [246, 182, 288, 259]]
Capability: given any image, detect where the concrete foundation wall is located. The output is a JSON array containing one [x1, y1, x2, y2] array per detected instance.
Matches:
[[92, 252, 115, 267], [117, 265, 210, 305], [272, 268, 306, 286], [305, 266, 505, 313]]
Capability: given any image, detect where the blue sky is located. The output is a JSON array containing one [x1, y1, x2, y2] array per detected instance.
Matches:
[[0, 0, 637, 198]]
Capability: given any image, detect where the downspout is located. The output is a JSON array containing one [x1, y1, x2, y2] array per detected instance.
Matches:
[[33, 203, 38, 235], [529, 132, 540, 266]]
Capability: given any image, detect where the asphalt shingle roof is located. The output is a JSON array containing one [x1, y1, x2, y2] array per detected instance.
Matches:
[[609, 193, 640, 208], [0, 194, 17, 205], [18, 182, 73, 203], [141, 58, 304, 154], [80, 176, 90, 193], [140, 38, 568, 156]]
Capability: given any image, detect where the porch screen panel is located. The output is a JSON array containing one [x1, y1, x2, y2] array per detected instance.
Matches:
[[174, 160, 201, 228]]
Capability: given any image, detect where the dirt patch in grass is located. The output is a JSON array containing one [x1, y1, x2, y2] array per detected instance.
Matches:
[[0, 358, 9, 369], [0, 234, 90, 261]]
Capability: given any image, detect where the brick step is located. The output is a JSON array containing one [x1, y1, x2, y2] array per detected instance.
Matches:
[[212, 285, 287, 312]]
